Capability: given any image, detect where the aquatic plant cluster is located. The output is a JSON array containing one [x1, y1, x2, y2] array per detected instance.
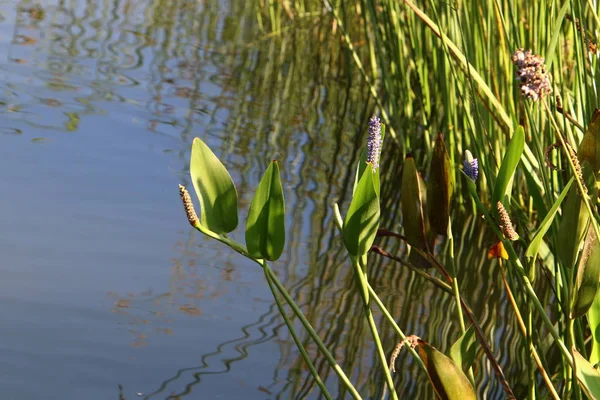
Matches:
[[181, 1, 600, 399]]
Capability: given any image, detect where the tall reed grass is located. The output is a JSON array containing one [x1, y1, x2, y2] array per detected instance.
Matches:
[[181, 0, 600, 398]]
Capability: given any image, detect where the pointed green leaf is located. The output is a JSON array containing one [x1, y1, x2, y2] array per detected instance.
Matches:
[[492, 126, 525, 206], [417, 338, 476, 400], [245, 161, 286, 261], [343, 164, 380, 256], [190, 137, 239, 234], [526, 178, 573, 261], [428, 134, 455, 235], [449, 325, 476, 374], [574, 347, 600, 399], [571, 227, 600, 319], [587, 290, 600, 365], [401, 156, 429, 250]]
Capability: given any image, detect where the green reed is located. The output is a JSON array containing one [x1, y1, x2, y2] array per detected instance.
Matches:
[[175, 0, 600, 398]]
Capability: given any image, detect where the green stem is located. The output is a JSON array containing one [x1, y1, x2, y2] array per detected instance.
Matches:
[[464, 179, 574, 366], [354, 256, 399, 400], [262, 264, 363, 399], [543, 100, 600, 249], [527, 297, 535, 400], [190, 221, 363, 400], [262, 260, 333, 400], [366, 282, 426, 372]]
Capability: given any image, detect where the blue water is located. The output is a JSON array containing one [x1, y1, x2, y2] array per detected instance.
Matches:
[[0, 2, 295, 398], [0, 1, 514, 399]]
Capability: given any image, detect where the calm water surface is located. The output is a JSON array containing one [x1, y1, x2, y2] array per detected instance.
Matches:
[[0, 1, 522, 399]]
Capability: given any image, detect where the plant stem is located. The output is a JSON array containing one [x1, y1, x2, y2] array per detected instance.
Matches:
[[190, 222, 363, 400], [366, 282, 426, 371], [262, 260, 333, 400], [355, 255, 399, 400]]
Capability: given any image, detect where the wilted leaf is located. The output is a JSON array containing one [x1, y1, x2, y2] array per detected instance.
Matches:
[[417, 338, 476, 400], [488, 241, 508, 260], [245, 161, 286, 261]]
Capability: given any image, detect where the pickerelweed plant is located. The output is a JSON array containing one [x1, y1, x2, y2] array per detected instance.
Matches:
[[184, 1, 600, 398]]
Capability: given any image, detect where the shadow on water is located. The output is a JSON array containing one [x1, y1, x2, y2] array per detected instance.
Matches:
[[0, 1, 543, 399]]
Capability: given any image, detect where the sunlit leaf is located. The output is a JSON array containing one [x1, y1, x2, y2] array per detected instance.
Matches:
[[428, 134, 454, 235], [492, 126, 524, 206], [449, 325, 476, 374], [417, 338, 476, 400], [574, 348, 600, 399], [245, 160, 286, 261], [343, 163, 380, 256], [190, 137, 239, 234]]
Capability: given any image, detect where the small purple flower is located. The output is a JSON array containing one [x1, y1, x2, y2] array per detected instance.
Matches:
[[367, 116, 382, 170], [463, 150, 478, 181]]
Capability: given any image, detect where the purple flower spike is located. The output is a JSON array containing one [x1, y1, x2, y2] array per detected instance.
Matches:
[[463, 150, 478, 181], [367, 116, 382, 170]]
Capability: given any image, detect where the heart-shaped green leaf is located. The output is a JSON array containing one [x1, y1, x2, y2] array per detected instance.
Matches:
[[343, 163, 380, 256], [492, 126, 524, 206], [245, 161, 286, 261], [190, 137, 239, 234], [417, 338, 476, 400], [428, 134, 454, 235]]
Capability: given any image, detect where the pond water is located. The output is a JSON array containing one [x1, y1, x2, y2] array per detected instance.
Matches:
[[0, 1, 528, 399]]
